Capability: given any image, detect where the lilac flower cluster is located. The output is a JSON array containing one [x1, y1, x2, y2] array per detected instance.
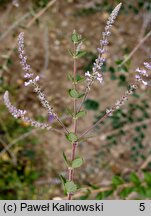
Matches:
[[33, 83, 55, 115], [18, 32, 54, 116], [135, 61, 151, 86], [105, 60, 151, 118], [18, 32, 40, 86], [85, 3, 122, 87], [4, 91, 26, 119], [3, 32, 57, 130], [105, 84, 138, 117], [4, 91, 51, 130], [22, 116, 52, 130]]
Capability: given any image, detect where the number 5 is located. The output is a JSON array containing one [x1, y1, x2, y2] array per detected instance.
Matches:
[[139, 203, 145, 211]]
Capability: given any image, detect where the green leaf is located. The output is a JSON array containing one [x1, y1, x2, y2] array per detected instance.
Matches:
[[144, 172, 151, 187], [119, 187, 133, 199], [77, 93, 85, 98], [112, 176, 124, 187], [76, 74, 85, 83], [68, 89, 79, 98], [60, 175, 67, 194], [109, 66, 115, 73], [67, 73, 74, 81], [115, 59, 123, 65], [59, 175, 67, 186], [76, 110, 86, 119], [76, 51, 87, 58], [87, 183, 99, 189], [135, 186, 146, 197], [66, 132, 78, 142], [65, 181, 77, 193], [96, 190, 114, 200], [72, 157, 83, 168], [84, 99, 99, 110], [144, 187, 151, 198], [71, 32, 79, 43], [130, 173, 141, 186], [63, 152, 70, 167], [68, 89, 84, 99], [79, 189, 91, 200]]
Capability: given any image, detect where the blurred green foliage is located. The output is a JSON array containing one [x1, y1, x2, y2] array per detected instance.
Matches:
[[33, 0, 49, 8], [84, 99, 99, 111], [0, 158, 39, 199], [103, 100, 150, 162], [0, 108, 41, 199], [77, 171, 151, 200]]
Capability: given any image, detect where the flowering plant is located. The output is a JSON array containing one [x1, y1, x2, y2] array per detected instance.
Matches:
[[3, 3, 150, 199]]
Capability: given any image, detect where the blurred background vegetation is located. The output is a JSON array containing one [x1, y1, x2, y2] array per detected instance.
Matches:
[[0, 0, 151, 199]]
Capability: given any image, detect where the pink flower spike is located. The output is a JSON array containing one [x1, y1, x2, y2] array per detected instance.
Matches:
[[85, 71, 91, 77], [144, 62, 151, 70], [34, 76, 40, 82], [24, 80, 33, 86], [97, 48, 105, 54], [24, 73, 33, 78], [135, 74, 141, 79]]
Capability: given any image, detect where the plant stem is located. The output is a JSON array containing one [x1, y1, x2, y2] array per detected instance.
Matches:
[[77, 80, 93, 113], [55, 115, 69, 134], [68, 43, 78, 200], [73, 52, 77, 134], [78, 110, 110, 140], [68, 141, 78, 200]]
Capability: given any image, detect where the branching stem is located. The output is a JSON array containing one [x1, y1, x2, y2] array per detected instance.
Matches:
[[78, 83, 138, 140]]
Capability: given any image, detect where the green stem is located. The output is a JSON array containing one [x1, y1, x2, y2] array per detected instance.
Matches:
[[68, 43, 78, 200]]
